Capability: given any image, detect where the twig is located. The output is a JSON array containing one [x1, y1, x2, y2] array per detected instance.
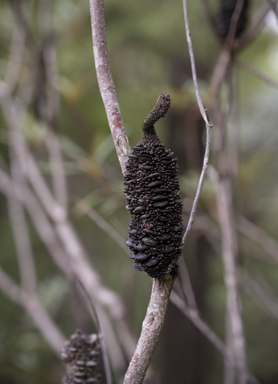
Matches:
[[78, 280, 112, 384], [171, 290, 227, 354], [0, 267, 65, 354], [45, 130, 68, 210], [1, 97, 66, 223], [178, 257, 197, 309], [89, 0, 131, 173], [181, 0, 213, 246], [36, 0, 67, 209], [237, 215, 278, 263], [1, 25, 26, 97], [73, 199, 129, 255], [240, 269, 278, 320], [237, 59, 278, 90], [123, 274, 176, 384], [170, 290, 261, 384]]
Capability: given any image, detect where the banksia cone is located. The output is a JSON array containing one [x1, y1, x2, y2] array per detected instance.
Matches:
[[60, 329, 102, 384], [123, 93, 183, 278], [218, 0, 250, 38]]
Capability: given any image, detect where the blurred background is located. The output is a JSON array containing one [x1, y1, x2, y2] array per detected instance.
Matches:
[[0, 0, 278, 383]]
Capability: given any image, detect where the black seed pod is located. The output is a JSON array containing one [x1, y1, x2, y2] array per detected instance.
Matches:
[[60, 329, 102, 384], [123, 92, 183, 278], [218, 0, 250, 38]]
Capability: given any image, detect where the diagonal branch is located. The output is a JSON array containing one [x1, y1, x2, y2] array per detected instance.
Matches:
[[89, 0, 131, 173], [237, 60, 278, 90], [0, 267, 65, 354]]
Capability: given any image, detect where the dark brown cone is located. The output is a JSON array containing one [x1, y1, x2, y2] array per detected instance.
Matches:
[[60, 329, 102, 384], [123, 93, 183, 278]]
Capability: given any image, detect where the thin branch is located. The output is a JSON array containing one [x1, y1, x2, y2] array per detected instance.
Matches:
[[0, 267, 65, 354], [171, 290, 227, 354], [1, 97, 66, 223], [89, 0, 131, 173], [170, 291, 261, 384], [178, 257, 197, 309], [0, 167, 72, 275], [240, 269, 278, 320], [7, 104, 37, 292], [78, 280, 112, 384], [181, 0, 213, 246], [7, 192, 36, 292], [237, 59, 278, 90], [1, 25, 26, 97], [124, 274, 176, 384], [36, 0, 67, 209], [0, 165, 139, 378], [237, 215, 278, 263], [73, 198, 129, 255]]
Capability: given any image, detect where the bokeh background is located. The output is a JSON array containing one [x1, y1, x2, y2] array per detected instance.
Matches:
[[1, 0, 278, 383]]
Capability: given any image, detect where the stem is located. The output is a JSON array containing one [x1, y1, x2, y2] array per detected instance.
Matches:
[[124, 274, 176, 384]]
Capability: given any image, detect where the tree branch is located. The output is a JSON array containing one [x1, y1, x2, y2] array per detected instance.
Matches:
[[0, 267, 65, 355], [181, 0, 213, 246], [89, 0, 131, 173]]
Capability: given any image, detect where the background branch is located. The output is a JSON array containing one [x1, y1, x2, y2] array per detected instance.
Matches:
[[0, 267, 65, 355]]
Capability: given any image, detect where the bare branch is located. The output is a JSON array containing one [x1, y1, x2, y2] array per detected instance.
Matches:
[[73, 199, 129, 255], [171, 290, 227, 354], [124, 274, 176, 384], [7, 194, 36, 292], [77, 281, 113, 384], [208, 166, 248, 384], [1, 97, 66, 223], [89, 0, 131, 173], [171, 289, 261, 384], [0, 267, 65, 354], [178, 257, 197, 309], [237, 215, 278, 263], [1, 25, 26, 96], [181, 0, 213, 246], [240, 269, 278, 320]]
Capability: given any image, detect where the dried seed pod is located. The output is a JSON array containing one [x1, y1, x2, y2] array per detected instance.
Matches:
[[60, 329, 102, 384], [123, 93, 183, 278], [218, 0, 250, 38]]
